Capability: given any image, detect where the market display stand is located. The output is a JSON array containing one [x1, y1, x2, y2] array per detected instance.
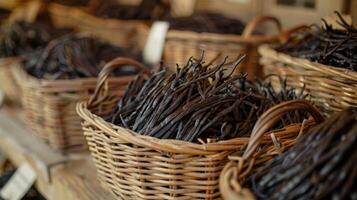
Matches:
[[0, 107, 115, 200]]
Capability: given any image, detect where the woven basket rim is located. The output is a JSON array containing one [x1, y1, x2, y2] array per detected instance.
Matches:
[[76, 100, 311, 155], [259, 44, 357, 80], [165, 29, 279, 44], [219, 121, 317, 199], [218, 100, 325, 199]]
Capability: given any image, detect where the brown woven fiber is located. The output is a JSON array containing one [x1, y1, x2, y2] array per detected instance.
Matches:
[[77, 59, 322, 199], [259, 44, 357, 114], [160, 16, 282, 79], [12, 57, 148, 152], [219, 100, 324, 200], [0, 56, 23, 105], [48, 3, 147, 50]]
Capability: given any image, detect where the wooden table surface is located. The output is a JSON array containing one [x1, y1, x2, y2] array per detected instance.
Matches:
[[0, 107, 115, 200]]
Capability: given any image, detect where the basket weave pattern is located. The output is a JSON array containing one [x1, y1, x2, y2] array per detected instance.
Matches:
[[12, 58, 141, 152], [77, 59, 321, 199], [0, 57, 23, 104], [259, 45, 357, 114], [162, 16, 282, 79]]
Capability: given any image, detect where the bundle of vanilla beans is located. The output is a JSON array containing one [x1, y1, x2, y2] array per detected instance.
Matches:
[[24, 35, 141, 80], [92, 0, 170, 20], [276, 11, 357, 71], [0, 21, 69, 57], [247, 108, 357, 200], [107, 56, 308, 142], [45, 0, 90, 6], [166, 13, 245, 34]]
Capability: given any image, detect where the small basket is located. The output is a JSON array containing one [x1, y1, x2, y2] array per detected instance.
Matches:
[[259, 44, 357, 114], [48, 3, 148, 50], [219, 100, 324, 199], [77, 57, 323, 199], [0, 56, 23, 105], [160, 16, 282, 79], [12, 57, 148, 152]]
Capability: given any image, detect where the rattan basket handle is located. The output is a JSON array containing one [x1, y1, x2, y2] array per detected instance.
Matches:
[[242, 16, 282, 37], [242, 100, 324, 160], [89, 57, 150, 106], [278, 25, 310, 43]]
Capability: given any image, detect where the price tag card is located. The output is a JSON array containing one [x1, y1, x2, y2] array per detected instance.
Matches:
[[0, 162, 37, 200], [143, 21, 170, 66]]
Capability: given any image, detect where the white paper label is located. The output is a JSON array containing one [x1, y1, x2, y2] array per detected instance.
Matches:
[[143, 21, 170, 65], [0, 91, 4, 108], [0, 163, 37, 200]]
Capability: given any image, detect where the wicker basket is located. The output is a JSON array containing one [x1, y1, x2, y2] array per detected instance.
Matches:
[[159, 16, 282, 79], [77, 59, 323, 199], [48, 3, 148, 51], [12, 57, 148, 152], [0, 56, 23, 105], [0, 0, 43, 105], [219, 100, 324, 200], [259, 44, 357, 114]]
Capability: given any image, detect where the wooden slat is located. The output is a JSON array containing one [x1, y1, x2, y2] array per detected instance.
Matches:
[[0, 108, 67, 182], [0, 107, 115, 200], [50, 156, 116, 200]]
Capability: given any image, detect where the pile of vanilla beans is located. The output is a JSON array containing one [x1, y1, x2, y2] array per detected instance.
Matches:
[[0, 21, 68, 57], [24, 35, 141, 80], [276, 11, 357, 71], [166, 13, 245, 34], [247, 108, 356, 200], [92, 0, 170, 20], [45, 0, 90, 6], [107, 56, 307, 142], [93, 0, 246, 35]]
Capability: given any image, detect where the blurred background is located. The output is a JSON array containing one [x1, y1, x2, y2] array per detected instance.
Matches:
[[0, 0, 355, 28]]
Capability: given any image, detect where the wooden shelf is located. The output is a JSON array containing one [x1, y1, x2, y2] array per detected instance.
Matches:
[[0, 107, 115, 200]]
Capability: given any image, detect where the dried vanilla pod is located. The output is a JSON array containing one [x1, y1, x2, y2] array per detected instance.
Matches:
[[93, 0, 170, 20], [166, 13, 245, 34], [276, 11, 357, 71], [107, 56, 309, 142], [247, 108, 357, 200], [24, 35, 141, 80], [0, 21, 69, 57]]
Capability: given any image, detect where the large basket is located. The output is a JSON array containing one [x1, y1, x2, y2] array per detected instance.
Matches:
[[160, 16, 282, 79], [48, 3, 148, 50], [77, 58, 323, 199], [219, 101, 324, 200], [12, 57, 148, 152], [0, 56, 23, 105], [259, 44, 357, 114]]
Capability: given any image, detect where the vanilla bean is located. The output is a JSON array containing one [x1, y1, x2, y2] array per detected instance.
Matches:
[[107, 56, 307, 142], [248, 108, 357, 200], [276, 12, 357, 71], [24, 35, 141, 80]]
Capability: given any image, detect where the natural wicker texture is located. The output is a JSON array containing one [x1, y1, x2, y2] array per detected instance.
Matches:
[[77, 58, 322, 199], [160, 16, 282, 79], [48, 3, 147, 50], [219, 100, 324, 200], [0, 57, 23, 105], [12, 57, 148, 152], [259, 44, 357, 114]]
